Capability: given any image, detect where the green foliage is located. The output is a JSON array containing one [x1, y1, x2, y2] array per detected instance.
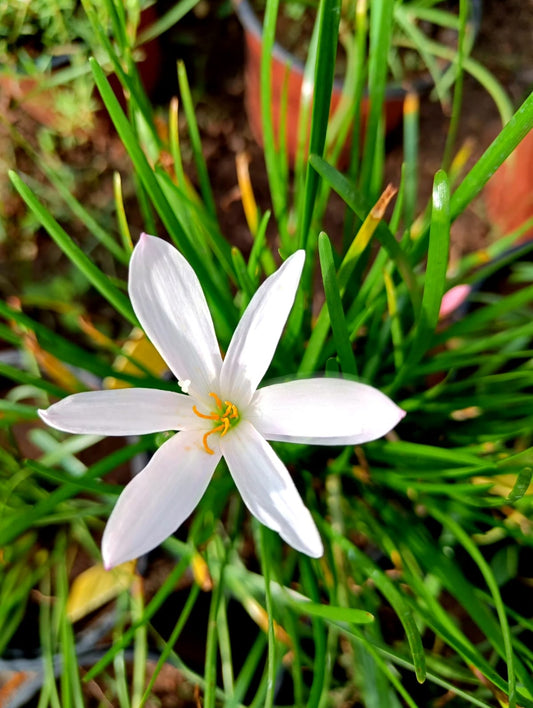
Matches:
[[1, 0, 533, 705]]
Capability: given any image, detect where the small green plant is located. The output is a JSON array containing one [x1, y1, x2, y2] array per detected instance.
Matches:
[[0, 0, 156, 139]]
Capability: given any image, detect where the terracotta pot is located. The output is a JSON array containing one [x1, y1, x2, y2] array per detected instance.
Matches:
[[233, 0, 481, 167], [234, 0, 406, 166], [484, 128, 533, 241], [232, 0, 418, 166]]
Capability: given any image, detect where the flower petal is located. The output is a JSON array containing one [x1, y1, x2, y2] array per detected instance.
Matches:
[[248, 378, 405, 445], [219, 250, 305, 407], [220, 420, 323, 557], [102, 430, 220, 568], [39, 388, 199, 435], [129, 234, 222, 402], [438, 284, 471, 320]]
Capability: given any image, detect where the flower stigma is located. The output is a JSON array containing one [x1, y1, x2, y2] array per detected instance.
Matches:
[[193, 392, 240, 454]]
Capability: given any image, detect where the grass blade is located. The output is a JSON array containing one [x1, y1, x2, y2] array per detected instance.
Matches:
[[298, 0, 341, 251], [395, 169, 450, 388], [318, 232, 357, 376], [9, 171, 136, 326]]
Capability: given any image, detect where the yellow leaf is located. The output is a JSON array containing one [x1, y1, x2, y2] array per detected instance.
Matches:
[[104, 328, 168, 389], [66, 561, 136, 622], [473, 474, 533, 497], [24, 332, 85, 393], [236, 150, 259, 236], [242, 596, 292, 648], [191, 553, 213, 591]]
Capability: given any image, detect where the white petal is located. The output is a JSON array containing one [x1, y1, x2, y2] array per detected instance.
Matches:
[[220, 420, 323, 557], [219, 251, 305, 407], [102, 430, 220, 568], [39, 388, 198, 435], [248, 378, 405, 445], [129, 234, 222, 402]]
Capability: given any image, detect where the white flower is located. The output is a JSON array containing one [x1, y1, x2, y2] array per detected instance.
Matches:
[[39, 234, 405, 568]]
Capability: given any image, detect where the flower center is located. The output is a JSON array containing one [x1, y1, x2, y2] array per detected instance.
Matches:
[[192, 392, 240, 455]]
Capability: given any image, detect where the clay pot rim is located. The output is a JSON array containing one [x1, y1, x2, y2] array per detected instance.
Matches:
[[232, 0, 482, 98]]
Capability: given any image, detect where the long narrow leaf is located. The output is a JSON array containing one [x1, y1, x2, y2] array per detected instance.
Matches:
[[298, 0, 341, 251], [9, 171, 136, 326], [395, 170, 450, 388], [318, 232, 357, 376]]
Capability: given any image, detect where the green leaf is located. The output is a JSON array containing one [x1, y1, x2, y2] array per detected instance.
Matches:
[[359, 0, 394, 200], [260, 0, 288, 239], [177, 61, 217, 219], [298, 0, 341, 251], [318, 232, 357, 376], [394, 169, 450, 389], [293, 600, 374, 625], [309, 155, 418, 306], [9, 171, 136, 327], [506, 467, 532, 503], [451, 90, 533, 220], [90, 57, 236, 336], [334, 532, 427, 684]]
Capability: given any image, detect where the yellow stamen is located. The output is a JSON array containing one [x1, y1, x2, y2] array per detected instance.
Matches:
[[192, 405, 219, 421], [193, 392, 240, 454], [226, 403, 239, 419], [202, 424, 225, 455], [210, 392, 223, 409]]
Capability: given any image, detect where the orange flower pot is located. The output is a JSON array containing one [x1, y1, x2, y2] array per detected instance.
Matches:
[[233, 0, 481, 167], [234, 0, 423, 166], [484, 128, 533, 241]]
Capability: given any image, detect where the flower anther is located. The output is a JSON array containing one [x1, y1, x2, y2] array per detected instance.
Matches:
[[193, 392, 240, 454]]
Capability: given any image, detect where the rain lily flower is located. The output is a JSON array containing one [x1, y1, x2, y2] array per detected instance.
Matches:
[[39, 234, 405, 568]]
